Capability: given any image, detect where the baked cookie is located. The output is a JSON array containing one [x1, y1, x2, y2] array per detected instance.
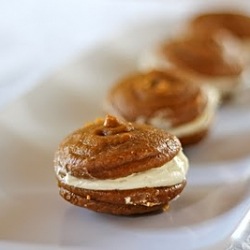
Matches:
[[105, 70, 219, 146], [188, 11, 250, 67], [139, 37, 243, 98], [190, 12, 250, 38], [189, 12, 250, 86], [54, 115, 188, 215]]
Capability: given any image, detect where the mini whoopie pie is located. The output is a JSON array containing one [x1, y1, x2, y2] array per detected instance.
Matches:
[[105, 70, 219, 146], [140, 37, 243, 98], [189, 11, 250, 78], [54, 115, 188, 215], [189, 12, 250, 45]]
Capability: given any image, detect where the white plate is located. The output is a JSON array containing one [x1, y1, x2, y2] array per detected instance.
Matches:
[[0, 18, 250, 250]]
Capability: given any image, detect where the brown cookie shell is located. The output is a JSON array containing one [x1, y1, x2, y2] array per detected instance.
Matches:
[[161, 37, 242, 77], [190, 12, 250, 39], [179, 128, 209, 146], [54, 115, 181, 180], [107, 70, 207, 127], [58, 180, 186, 215]]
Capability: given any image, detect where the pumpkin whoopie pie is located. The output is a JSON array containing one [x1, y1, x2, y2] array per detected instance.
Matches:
[[140, 37, 243, 98], [54, 115, 188, 215], [106, 70, 219, 146], [189, 11, 250, 81], [189, 12, 250, 43]]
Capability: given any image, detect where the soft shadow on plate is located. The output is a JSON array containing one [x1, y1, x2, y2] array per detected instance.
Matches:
[[185, 128, 250, 165], [57, 181, 250, 248], [90, 182, 249, 229], [185, 88, 250, 167]]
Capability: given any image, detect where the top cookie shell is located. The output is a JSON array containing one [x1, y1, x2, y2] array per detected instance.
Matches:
[[106, 70, 207, 127], [161, 37, 242, 77], [190, 12, 250, 39], [54, 115, 181, 180]]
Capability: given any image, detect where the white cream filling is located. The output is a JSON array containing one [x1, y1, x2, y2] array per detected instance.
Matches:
[[136, 85, 219, 138], [57, 150, 188, 190]]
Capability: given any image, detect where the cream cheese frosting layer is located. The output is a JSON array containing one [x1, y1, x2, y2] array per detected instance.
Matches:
[[56, 150, 188, 190]]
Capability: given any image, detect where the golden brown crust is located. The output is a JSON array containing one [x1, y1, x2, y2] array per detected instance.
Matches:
[[58, 180, 186, 215], [54, 115, 181, 180], [161, 37, 242, 77], [107, 70, 207, 127], [190, 12, 250, 39]]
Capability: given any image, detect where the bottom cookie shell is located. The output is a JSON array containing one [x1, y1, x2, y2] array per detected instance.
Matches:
[[58, 181, 186, 215], [179, 129, 209, 146]]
